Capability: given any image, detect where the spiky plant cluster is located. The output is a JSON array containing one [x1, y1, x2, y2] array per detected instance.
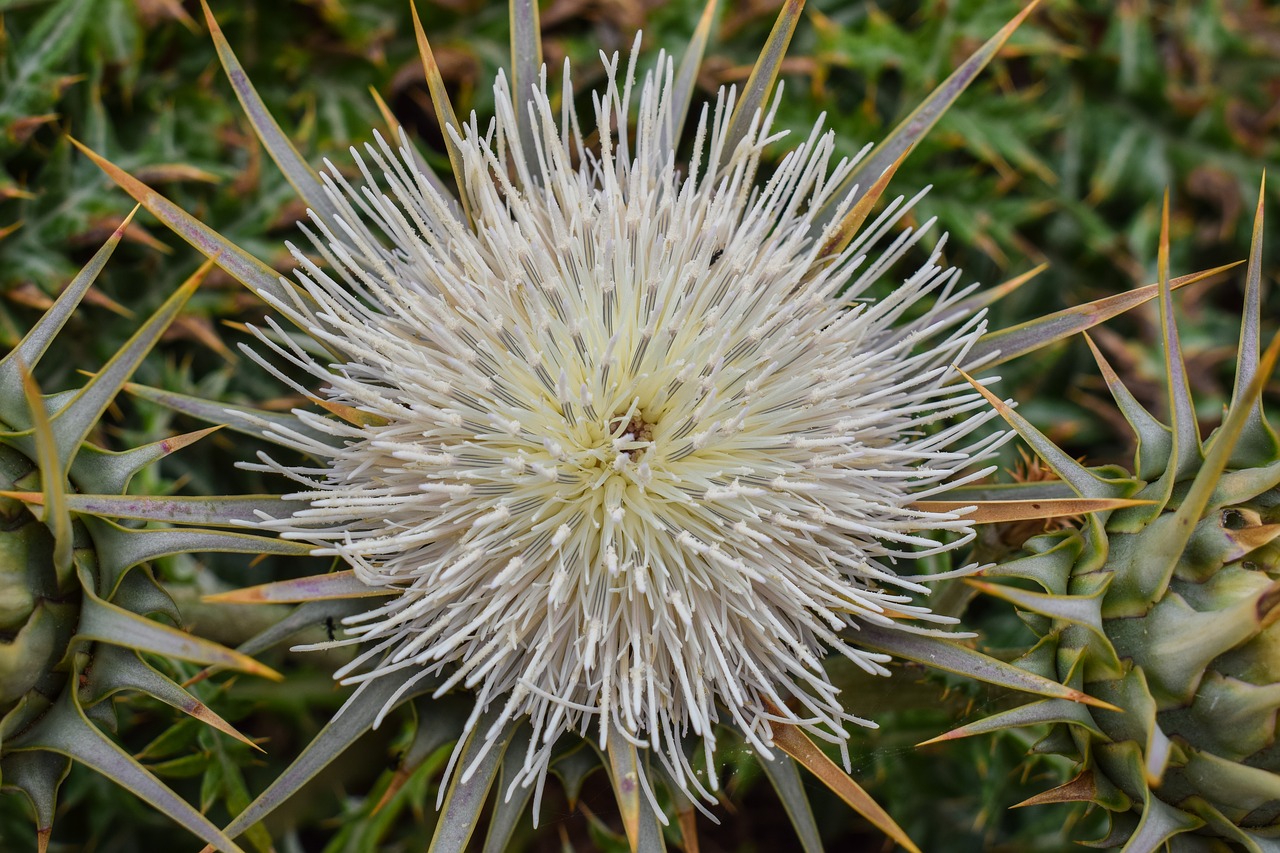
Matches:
[[0, 219, 305, 853], [935, 190, 1280, 852], [57, 1, 1255, 850]]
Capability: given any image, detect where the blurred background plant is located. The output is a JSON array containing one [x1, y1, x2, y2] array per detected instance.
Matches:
[[0, 0, 1276, 850]]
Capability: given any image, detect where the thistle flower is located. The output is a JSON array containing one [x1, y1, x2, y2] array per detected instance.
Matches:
[[233, 32, 1009, 810], [78, 1, 1149, 847]]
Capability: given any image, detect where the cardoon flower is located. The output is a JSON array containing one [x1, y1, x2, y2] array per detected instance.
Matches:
[[241, 37, 1005, 808]]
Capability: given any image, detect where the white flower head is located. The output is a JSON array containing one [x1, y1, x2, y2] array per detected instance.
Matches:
[[241, 37, 1004, 813]]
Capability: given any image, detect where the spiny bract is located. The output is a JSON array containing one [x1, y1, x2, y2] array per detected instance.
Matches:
[[0, 219, 297, 853], [940, 189, 1280, 853]]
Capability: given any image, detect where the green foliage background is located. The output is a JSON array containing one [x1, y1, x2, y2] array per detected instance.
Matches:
[[0, 0, 1276, 850]]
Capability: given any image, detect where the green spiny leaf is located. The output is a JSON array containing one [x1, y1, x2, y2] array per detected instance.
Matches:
[[411, 0, 472, 226], [606, 725, 667, 853], [0, 210, 134, 426], [1146, 332, 1280, 601], [1124, 787, 1203, 852], [0, 751, 69, 853], [70, 139, 313, 320], [965, 263, 1240, 372], [49, 261, 207, 470], [203, 570, 390, 605], [852, 622, 1117, 710], [201, 0, 344, 227], [758, 753, 823, 853], [20, 367, 72, 580], [975, 574, 1123, 679], [663, 0, 718, 158], [508, 0, 542, 173], [956, 368, 1130, 500], [220, 667, 431, 841], [80, 644, 258, 751], [92, 521, 313, 595], [480, 722, 534, 853], [921, 698, 1104, 746], [430, 708, 518, 853], [822, 0, 1043, 214], [123, 381, 338, 449], [1083, 333, 1170, 481], [2, 491, 311, 526], [228, 599, 366, 659], [1182, 752, 1280, 830], [9, 690, 247, 853], [1154, 192, 1200, 487], [76, 591, 280, 680], [1229, 177, 1278, 468], [73, 425, 225, 496], [723, 0, 803, 159]]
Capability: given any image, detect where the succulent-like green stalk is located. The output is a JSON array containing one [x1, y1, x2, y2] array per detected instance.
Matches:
[[935, 187, 1279, 852], [0, 216, 309, 853]]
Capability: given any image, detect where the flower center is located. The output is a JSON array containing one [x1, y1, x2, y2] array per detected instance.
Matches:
[[535, 400, 664, 501], [584, 405, 657, 486], [620, 411, 656, 444]]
